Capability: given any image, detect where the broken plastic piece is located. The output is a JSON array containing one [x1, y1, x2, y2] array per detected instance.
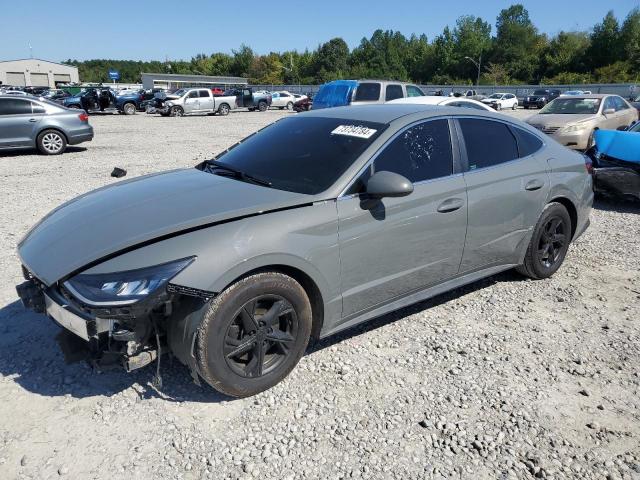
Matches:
[[111, 167, 127, 178]]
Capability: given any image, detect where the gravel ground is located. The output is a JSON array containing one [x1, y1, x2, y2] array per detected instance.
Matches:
[[0, 108, 639, 480]]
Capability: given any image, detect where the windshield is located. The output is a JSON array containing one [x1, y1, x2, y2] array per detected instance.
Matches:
[[171, 89, 187, 97], [630, 122, 640, 133], [488, 94, 503, 99], [533, 90, 549, 95], [540, 98, 601, 114], [201, 116, 387, 195]]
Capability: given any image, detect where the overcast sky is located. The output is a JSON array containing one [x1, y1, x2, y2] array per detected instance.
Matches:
[[1, 0, 639, 61]]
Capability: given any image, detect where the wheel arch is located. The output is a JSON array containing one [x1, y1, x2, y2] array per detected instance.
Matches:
[[548, 196, 578, 240], [37, 126, 68, 144], [214, 263, 326, 342]]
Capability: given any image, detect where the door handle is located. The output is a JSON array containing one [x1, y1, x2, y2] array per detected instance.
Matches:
[[437, 198, 464, 213], [525, 179, 544, 191], [28, 118, 38, 122]]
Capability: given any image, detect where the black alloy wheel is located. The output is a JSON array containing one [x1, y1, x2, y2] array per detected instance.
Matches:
[[224, 295, 297, 378], [537, 216, 567, 269]]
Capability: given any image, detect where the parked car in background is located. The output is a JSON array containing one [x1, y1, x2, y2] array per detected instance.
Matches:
[[526, 94, 638, 150], [585, 125, 640, 200], [389, 95, 494, 111], [23, 86, 50, 96], [229, 87, 272, 112], [211, 88, 225, 96], [154, 88, 238, 117], [15, 104, 592, 398], [40, 89, 72, 102], [270, 91, 297, 110], [482, 93, 519, 110], [523, 89, 561, 109], [62, 88, 116, 113], [312, 80, 425, 110], [0, 95, 93, 154], [2, 90, 29, 96], [451, 89, 485, 100], [293, 95, 312, 112]]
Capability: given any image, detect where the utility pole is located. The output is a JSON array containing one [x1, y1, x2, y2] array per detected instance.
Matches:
[[464, 54, 482, 86]]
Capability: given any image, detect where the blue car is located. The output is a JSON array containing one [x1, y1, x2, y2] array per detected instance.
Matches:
[[586, 125, 640, 200]]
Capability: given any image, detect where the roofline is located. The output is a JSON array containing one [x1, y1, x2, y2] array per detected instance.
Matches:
[[0, 58, 77, 68]]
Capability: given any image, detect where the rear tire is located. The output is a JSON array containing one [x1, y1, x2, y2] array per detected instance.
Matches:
[[36, 129, 67, 155], [516, 202, 572, 280], [218, 103, 230, 116], [195, 272, 312, 398]]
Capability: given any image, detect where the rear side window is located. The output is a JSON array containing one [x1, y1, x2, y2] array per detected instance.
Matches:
[[459, 118, 518, 170], [30, 102, 46, 114], [0, 98, 32, 115], [354, 83, 381, 101], [385, 84, 404, 101], [406, 85, 425, 97], [373, 119, 453, 183], [511, 127, 543, 157]]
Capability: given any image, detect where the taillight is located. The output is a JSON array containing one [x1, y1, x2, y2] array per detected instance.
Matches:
[[78, 113, 89, 122]]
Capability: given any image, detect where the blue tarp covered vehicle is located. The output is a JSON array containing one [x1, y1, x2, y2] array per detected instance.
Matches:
[[311, 80, 358, 110], [586, 126, 640, 200]]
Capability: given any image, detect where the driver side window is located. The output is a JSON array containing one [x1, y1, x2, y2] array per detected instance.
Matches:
[[346, 119, 453, 195]]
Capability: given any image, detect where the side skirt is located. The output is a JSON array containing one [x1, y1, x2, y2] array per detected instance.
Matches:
[[320, 263, 517, 339]]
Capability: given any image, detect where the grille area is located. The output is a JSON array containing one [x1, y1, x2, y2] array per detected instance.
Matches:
[[531, 124, 560, 135]]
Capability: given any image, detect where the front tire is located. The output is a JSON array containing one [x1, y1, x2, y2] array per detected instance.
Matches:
[[517, 202, 571, 280], [170, 106, 184, 117], [36, 129, 67, 155], [123, 102, 136, 115], [195, 272, 312, 398], [286, 101, 294, 111]]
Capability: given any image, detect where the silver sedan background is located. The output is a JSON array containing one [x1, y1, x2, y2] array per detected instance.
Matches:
[[0, 95, 93, 155], [16, 104, 592, 397]]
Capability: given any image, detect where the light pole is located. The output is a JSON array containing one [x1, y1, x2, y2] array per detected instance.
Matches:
[[464, 55, 482, 86]]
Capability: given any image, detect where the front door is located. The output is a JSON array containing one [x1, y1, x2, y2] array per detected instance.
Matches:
[[456, 117, 550, 272], [183, 90, 200, 113], [0, 98, 41, 147], [337, 118, 467, 320]]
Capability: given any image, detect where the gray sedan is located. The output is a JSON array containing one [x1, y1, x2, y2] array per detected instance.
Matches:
[[15, 104, 592, 398], [0, 95, 93, 155]]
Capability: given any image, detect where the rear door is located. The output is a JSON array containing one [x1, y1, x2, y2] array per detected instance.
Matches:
[[456, 117, 549, 272], [337, 118, 467, 319], [183, 90, 200, 113], [0, 98, 41, 147], [199, 89, 214, 112]]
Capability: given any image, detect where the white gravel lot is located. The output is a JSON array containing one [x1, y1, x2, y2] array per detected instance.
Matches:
[[0, 108, 639, 480]]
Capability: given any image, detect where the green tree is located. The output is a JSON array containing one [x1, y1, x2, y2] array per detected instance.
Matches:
[[230, 44, 254, 78], [313, 37, 350, 82], [451, 15, 492, 81], [587, 11, 623, 69], [621, 8, 640, 71], [542, 31, 590, 78], [248, 53, 284, 84]]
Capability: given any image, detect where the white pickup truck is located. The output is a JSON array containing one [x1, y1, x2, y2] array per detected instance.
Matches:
[[153, 88, 237, 117]]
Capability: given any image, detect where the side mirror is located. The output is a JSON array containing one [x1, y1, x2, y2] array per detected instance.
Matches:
[[365, 171, 413, 199], [603, 108, 615, 116]]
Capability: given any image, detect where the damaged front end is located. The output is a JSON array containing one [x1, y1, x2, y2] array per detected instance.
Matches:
[[15, 258, 209, 382]]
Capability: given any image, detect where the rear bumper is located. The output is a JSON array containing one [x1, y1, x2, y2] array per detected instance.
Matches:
[[67, 125, 94, 145]]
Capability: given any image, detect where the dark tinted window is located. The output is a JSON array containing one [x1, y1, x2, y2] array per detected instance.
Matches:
[[0, 98, 32, 115], [204, 116, 387, 195], [512, 127, 543, 157], [198, 90, 210, 98], [354, 83, 381, 101], [385, 84, 404, 101], [373, 119, 453, 182], [459, 118, 518, 170]]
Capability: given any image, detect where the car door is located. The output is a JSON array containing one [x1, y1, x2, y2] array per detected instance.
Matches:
[[0, 98, 41, 147], [456, 117, 549, 272], [600, 97, 620, 130], [183, 90, 199, 113], [336, 118, 468, 319], [199, 89, 214, 112]]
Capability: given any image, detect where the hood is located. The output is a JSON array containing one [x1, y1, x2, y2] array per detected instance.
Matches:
[[18, 168, 313, 285], [594, 129, 640, 163], [526, 113, 598, 127]]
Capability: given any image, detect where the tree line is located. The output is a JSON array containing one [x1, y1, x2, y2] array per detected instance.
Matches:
[[64, 4, 640, 86]]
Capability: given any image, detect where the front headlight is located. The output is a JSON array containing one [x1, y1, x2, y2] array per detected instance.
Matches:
[[562, 123, 588, 133], [165, 101, 174, 107], [63, 258, 194, 306]]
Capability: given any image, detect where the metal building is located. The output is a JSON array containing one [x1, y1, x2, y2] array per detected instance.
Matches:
[[0, 59, 79, 88], [141, 73, 248, 90]]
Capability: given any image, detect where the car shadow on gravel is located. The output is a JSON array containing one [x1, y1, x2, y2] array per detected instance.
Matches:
[[308, 269, 526, 354], [0, 146, 87, 158], [0, 300, 231, 403], [593, 197, 639, 214]]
